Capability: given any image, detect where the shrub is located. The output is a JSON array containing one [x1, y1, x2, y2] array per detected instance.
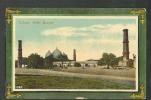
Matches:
[[74, 62, 81, 67]]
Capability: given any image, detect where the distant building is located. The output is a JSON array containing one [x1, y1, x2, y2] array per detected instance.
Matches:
[[78, 60, 98, 67], [45, 48, 98, 68], [52, 60, 98, 68]]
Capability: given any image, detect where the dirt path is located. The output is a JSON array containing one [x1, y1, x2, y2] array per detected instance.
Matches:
[[15, 68, 135, 82]]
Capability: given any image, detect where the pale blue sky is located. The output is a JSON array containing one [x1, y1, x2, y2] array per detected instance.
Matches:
[[15, 17, 137, 61]]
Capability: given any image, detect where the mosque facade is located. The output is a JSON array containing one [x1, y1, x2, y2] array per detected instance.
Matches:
[[45, 48, 98, 68]]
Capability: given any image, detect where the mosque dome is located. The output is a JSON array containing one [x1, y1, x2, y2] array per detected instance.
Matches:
[[52, 48, 62, 59], [45, 48, 69, 60], [45, 50, 51, 57]]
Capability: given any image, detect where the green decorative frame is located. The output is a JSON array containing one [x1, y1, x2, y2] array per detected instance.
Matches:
[[6, 8, 146, 99]]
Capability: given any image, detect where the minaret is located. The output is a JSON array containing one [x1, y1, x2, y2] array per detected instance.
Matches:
[[123, 29, 129, 66], [18, 40, 22, 68], [73, 49, 76, 61]]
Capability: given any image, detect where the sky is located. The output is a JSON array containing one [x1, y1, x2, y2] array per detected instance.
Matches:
[[14, 16, 138, 61]]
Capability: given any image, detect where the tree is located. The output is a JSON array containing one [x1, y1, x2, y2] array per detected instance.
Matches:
[[27, 53, 44, 68], [129, 59, 134, 67], [74, 62, 81, 67], [99, 53, 116, 69], [111, 56, 123, 68], [44, 55, 54, 69], [116, 56, 123, 61], [22, 57, 28, 67], [110, 57, 119, 67], [98, 58, 106, 66]]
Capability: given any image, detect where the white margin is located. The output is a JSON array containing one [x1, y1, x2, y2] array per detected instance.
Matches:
[[12, 16, 138, 92]]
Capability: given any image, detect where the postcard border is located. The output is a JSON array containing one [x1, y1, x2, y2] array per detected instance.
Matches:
[[6, 8, 146, 99]]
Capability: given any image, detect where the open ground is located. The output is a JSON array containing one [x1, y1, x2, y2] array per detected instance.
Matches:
[[15, 66, 136, 89]]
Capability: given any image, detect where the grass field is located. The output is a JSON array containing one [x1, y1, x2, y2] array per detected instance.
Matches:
[[15, 75, 135, 89], [60, 66, 136, 78]]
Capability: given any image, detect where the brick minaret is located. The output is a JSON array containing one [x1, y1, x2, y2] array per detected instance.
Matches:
[[73, 49, 76, 61], [18, 40, 22, 68], [123, 29, 129, 66]]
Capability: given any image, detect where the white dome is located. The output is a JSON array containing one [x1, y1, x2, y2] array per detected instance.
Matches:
[[52, 48, 62, 59]]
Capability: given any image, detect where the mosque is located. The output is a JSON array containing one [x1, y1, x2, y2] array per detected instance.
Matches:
[[45, 48, 98, 68], [16, 29, 136, 68]]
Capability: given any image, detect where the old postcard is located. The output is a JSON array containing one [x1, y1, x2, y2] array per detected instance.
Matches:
[[6, 8, 146, 99]]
